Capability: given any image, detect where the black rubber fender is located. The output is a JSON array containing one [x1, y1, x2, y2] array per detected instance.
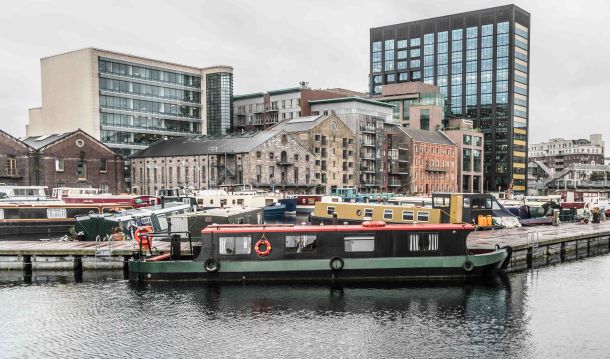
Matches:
[[329, 256, 344, 272], [204, 258, 220, 273], [463, 260, 475, 273]]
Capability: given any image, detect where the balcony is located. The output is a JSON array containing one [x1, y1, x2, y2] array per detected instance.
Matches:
[[361, 141, 376, 147], [360, 166, 376, 173], [360, 126, 376, 133], [276, 159, 293, 166], [388, 181, 402, 187], [425, 164, 448, 172]]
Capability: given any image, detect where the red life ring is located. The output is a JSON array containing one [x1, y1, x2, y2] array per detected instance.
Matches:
[[362, 221, 386, 227], [134, 226, 153, 248], [255, 238, 272, 257]]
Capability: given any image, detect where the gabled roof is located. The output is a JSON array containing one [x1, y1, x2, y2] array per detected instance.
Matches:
[[131, 131, 283, 158], [21, 131, 77, 150], [21, 129, 121, 156], [398, 127, 455, 146], [267, 115, 327, 132], [0, 129, 33, 151]]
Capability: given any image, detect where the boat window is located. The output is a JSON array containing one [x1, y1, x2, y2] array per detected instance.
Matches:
[[219, 236, 251, 255], [364, 208, 373, 218], [417, 211, 429, 222], [471, 198, 486, 209], [327, 206, 335, 215], [237, 199, 244, 205], [157, 214, 168, 231], [237, 217, 244, 224], [463, 198, 471, 208], [220, 199, 227, 207], [286, 235, 317, 253], [47, 208, 67, 218], [0, 209, 4, 220], [409, 233, 439, 251], [486, 198, 492, 209], [433, 196, 450, 207], [141, 217, 152, 226], [383, 209, 393, 220], [402, 211, 414, 221], [344, 235, 375, 252]]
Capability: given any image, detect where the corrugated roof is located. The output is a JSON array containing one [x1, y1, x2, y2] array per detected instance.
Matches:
[[21, 131, 76, 150], [268, 115, 327, 132], [131, 131, 282, 158], [399, 127, 455, 146], [309, 96, 396, 108]]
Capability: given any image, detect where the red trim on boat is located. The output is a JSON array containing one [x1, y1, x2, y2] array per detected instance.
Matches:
[[202, 223, 473, 234], [146, 253, 171, 262]]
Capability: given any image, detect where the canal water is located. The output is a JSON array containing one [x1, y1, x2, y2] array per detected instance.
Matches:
[[0, 254, 609, 358]]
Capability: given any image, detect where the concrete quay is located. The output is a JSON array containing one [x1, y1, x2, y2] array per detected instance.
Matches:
[[468, 221, 610, 271]]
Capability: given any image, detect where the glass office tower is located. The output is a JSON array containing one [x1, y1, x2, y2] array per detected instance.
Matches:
[[370, 5, 530, 192]]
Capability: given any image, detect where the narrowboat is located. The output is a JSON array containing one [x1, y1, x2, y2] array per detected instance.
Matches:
[[311, 193, 521, 229], [73, 202, 192, 241], [0, 202, 131, 238], [128, 221, 511, 283], [263, 202, 287, 219], [295, 195, 341, 214], [278, 197, 297, 214], [0, 185, 50, 202]]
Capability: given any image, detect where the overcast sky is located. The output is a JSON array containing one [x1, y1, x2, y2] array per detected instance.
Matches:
[[1, 0, 608, 148]]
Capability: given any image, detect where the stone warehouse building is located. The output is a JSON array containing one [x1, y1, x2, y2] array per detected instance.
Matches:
[[130, 131, 316, 195], [269, 114, 357, 193], [0, 129, 124, 193]]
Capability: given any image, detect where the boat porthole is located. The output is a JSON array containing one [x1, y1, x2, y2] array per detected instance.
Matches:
[[204, 258, 220, 272], [356, 209, 362, 216], [329, 256, 344, 272], [463, 260, 474, 273]]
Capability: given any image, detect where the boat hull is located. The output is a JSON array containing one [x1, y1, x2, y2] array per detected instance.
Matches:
[[0, 220, 74, 239], [129, 249, 508, 283]]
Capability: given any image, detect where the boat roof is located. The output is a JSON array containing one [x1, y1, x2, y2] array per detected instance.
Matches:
[[202, 223, 473, 234]]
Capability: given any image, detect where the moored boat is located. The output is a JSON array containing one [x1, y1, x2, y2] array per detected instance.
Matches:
[[128, 221, 511, 283], [0, 202, 131, 239]]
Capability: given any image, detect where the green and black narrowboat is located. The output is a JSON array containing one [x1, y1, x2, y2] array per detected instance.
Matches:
[[128, 221, 510, 283]]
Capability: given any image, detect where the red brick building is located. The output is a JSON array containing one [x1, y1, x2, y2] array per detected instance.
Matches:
[[0, 130, 32, 185], [0, 129, 125, 193], [399, 128, 458, 195]]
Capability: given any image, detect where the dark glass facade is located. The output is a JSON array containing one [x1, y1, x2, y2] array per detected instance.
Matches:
[[370, 5, 530, 192], [206, 72, 233, 136]]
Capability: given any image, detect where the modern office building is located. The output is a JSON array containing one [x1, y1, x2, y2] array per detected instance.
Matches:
[[370, 4, 530, 193], [27, 48, 233, 159]]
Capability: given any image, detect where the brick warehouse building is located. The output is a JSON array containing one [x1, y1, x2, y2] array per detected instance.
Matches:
[[1, 129, 124, 193]]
